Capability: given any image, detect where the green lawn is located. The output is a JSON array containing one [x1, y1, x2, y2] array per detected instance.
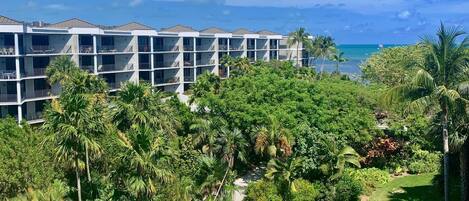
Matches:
[[369, 174, 459, 201]]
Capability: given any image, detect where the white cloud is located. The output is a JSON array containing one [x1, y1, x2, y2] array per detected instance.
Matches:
[[44, 4, 69, 10], [397, 10, 411, 19], [129, 0, 143, 7]]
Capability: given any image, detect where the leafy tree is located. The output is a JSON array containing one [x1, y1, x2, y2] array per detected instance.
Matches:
[[288, 28, 311, 67], [219, 128, 248, 169], [191, 118, 220, 157], [384, 23, 469, 201], [361, 45, 428, 86], [0, 119, 60, 198]]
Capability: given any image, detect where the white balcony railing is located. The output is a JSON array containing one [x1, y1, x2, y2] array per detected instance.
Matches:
[[79, 45, 94, 53], [0, 70, 17, 79], [155, 45, 179, 52], [0, 94, 17, 102], [24, 68, 46, 77], [155, 76, 180, 84], [98, 63, 134, 72], [28, 45, 71, 54], [155, 61, 179, 68]]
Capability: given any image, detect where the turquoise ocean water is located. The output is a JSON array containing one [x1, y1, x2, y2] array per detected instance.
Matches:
[[313, 44, 404, 75]]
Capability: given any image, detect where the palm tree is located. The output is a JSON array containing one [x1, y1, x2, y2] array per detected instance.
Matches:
[[112, 82, 177, 135], [254, 116, 292, 158], [288, 28, 311, 67], [329, 49, 348, 74], [219, 128, 248, 169], [385, 23, 469, 201], [43, 57, 108, 201], [309, 35, 336, 75], [46, 55, 81, 85], [190, 118, 220, 157], [327, 144, 361, 180], [116, 127, 174, 199], [265, 157, 303, 197]]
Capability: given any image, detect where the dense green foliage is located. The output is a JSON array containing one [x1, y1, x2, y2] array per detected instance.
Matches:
[[346, 168, 390, 194], [0, 118, 60, 198], [245, 180, 283, 201]]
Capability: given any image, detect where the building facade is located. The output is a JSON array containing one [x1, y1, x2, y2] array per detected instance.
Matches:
[[0, 16, 309, 124]]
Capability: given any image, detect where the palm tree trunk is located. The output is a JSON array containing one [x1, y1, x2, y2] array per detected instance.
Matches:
[[85, 143, 91, 182], [443, 109, 450, 201], [214, 167, 230, 200], [75, 155, 82, 201], [335, 62, 339, 74], [461, 141, 468, 201], [296, 43, 300, 68]]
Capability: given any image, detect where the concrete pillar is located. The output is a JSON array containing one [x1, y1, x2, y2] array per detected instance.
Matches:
[[193, 37, 197, 82], [150, 37, 155, 86], [254, 39, 257, 61], [14, 33, 23, 122], [93, 35, 98, 74]]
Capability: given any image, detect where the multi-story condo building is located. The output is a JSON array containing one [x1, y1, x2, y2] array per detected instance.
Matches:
[[0, 16, 309, 124]]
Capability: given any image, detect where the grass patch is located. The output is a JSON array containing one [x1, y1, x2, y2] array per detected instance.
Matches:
[[369, 174, 459, 201]]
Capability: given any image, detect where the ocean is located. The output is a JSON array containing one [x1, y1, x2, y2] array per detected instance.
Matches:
[[311, 44, 404, 75]]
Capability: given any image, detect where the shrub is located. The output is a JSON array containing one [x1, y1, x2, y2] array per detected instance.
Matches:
[[245, 180, 282, 201], [334, 174, 363, 201], [407, 148, 441, 174], [346, 168, 390, 194], [291, 179, 320, 201]]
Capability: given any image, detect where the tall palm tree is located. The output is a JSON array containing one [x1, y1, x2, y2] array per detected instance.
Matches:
[[385, 23, 468, 201], [43, 57, 108, 201], [219, 128, 248, 169], [310, 35, 336, 75], [116, 126, 174, 200], [254, 116, 292, 158], [288, 28, 311, 67], [329, 49, 348, 74]]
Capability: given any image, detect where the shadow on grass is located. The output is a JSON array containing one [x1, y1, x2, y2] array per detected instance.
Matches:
[[389, 185, 438, 201]]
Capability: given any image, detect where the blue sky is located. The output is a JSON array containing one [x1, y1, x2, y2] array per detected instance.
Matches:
[[1, 0, 468, 44]]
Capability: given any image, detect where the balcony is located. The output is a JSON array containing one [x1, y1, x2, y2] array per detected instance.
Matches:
[[184, 76, 194, 82], [25, 112, 43, 122], [0, 46, 15, 55], [155, 45, 179, 52], [196, 60, 216, 66], [229, 45, 244, 51], [98, 64, 134, 72], [98, 46, 133, 53], [24, 68, 47, 77], [0, 70, 17, 79], [218, 45, 228, 51], [183, 60, 194, 67], [270, 44, 278, 49], [0, 94, 17, 102], [155, 61, 179, 68], [81, 65, 94, 73], [79, 45, 94, 53], [183, 46, 194, 51], [139, 63, 151, 69], [155, 76, 180, 85], [108, 82, 122, 90], [24, 89, 53, 99], [279, 44, 288, 49], [138, 45, 151, 52], [27, 45, 71, 54], [196, 45, 215, 51], [279, 55, 289, 60]]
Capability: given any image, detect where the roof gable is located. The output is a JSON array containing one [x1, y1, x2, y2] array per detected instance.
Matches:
[[232, 28, 253, 35], [257, 30, 280, 35], [160, 25, 196, 32], [0, 16, 21, 25], [115, 22, 154, 31], [200, 27, 227, 34], [48, 18, 97, 28]]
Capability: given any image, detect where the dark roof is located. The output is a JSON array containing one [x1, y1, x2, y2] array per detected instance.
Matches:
[[0, 16, 22, 25], [160, 25, 197, 32], [257, 30, 280, 35], [114, 22, 154, 31], [200, 27, 228, 34], [48, 18, 97, 28], [232, 28, 253, 35]]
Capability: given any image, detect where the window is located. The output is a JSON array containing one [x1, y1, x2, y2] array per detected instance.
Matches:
[[101, 36, 114, 46], [81, 56, 93, 66], [155, 70, 163, 78], [3, 34, 14, 46], [32, 35, 49, 46], [139, 54, 149, 63], [6, 82, 16, 94], [154, 37, 163, 49], [184, 68, 192, 76], [5, 58, 15, 70], [35, 100, 45, 113], [34, 79, 49, 90], [102, 55, 115, 65], [184, 53, 191, 61], [33, 57, 50, 69], [183, 38, 192, 46], [79, 35, 93, 46]]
